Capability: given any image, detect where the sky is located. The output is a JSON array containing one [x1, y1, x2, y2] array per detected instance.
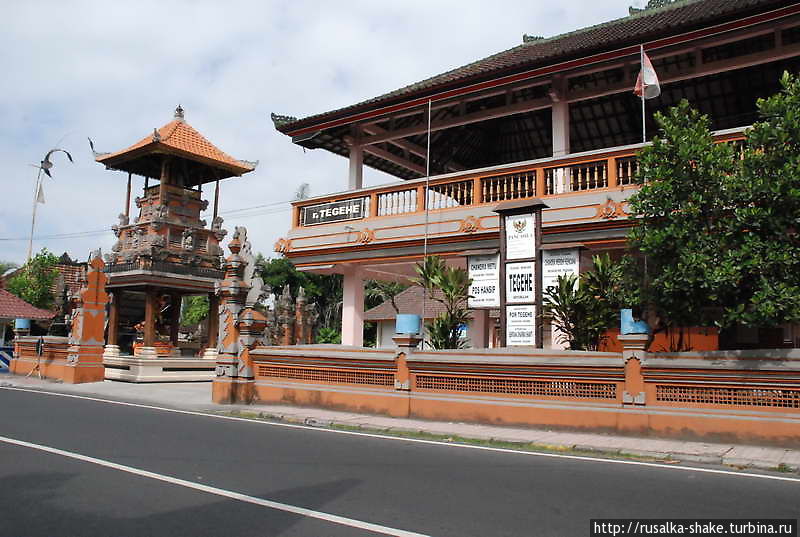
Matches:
[[1, 0, 646, 267]]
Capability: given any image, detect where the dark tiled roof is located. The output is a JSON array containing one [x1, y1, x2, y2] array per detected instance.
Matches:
[[0, 290, 54, 321], [275, 0, 790, 134], [364, 286, 447, 321]]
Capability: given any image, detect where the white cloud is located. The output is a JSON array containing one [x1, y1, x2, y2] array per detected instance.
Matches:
[[0, 0, 632, 264]]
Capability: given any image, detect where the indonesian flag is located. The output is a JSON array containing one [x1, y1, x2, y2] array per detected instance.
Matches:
[[634, 49, 661, 99]]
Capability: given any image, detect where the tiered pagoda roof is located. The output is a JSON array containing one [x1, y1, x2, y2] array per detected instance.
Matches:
[[97, 107, 256, 183]]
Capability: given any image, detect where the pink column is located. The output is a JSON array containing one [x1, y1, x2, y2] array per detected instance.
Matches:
[[341, 266, 364, 346]]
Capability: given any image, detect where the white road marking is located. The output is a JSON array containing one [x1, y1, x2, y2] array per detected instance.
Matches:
[[0, 434, 428, 537], [2, 385, 800, 484]]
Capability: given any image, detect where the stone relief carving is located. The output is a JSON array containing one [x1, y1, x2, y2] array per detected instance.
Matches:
[[458, 216, 481, 233]]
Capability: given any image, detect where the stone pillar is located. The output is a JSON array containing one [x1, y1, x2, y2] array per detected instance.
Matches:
[[469, 309, 490, 349], [294, 288, 307, 344], [64, 256, 109, 383], [550, 78, 570, 158], [107, 292, 120, 346], [143, 289, 157, 348], [341, 266, 364, 346], [213, 227, 257, 404], [347, 140, 363, 190], [619, 333, 649, 406]]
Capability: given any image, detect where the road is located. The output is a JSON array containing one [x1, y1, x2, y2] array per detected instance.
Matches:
[[0, 387, 797, 537]]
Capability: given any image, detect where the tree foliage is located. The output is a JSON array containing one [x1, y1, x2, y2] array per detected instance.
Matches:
[[181, 295, 209, 327], [365, 280, 407, 312], [626, 100, 739, 329], [0, 261, 18, 275], [627, 74, 800, 330], [256, 254, 343, 339], [544, 254, 623, 350], [6, 249, 59, 309], [412, 256, 472, 349]]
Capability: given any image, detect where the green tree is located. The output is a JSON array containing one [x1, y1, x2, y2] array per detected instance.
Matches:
[[412, 256, 472, 349], [6, 249, 59, 309], [365, 280, 407, 312], [627, 76, 800, 333], [181, 295, 209, 326], [723, 72, 800, 327], [0, 261, 18, 275], [544, 254, 623, 350], [256, 254, 343, 339], [626, 100, 740, 331]]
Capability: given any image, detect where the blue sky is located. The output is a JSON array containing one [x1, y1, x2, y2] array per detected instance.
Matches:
[[1, 0, 643, 266]]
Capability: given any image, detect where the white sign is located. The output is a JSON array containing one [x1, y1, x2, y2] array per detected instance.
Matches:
[[542, 248, 580, 291], [468, 254, 500, 308], [506, 305, 536, 346], [505, 262, 536, 303], [505, 213, 536, 260]]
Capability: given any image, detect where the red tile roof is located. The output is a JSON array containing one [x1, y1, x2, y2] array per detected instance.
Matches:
[[0, 290, 55, 321], [97, 117, 255, 176], [275, 0, 790, 135]]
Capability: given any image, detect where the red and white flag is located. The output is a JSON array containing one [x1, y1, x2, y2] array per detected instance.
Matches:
[[634, 49, 660, 99]]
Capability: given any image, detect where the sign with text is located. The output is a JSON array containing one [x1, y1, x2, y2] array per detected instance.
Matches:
[[506, 305, 536, 346], [302, 197, 367, 226], [542, 248, 580, 291], [468, 254, 500, 308], [505, 213, 536, 259], [505, 262, 536, 303]]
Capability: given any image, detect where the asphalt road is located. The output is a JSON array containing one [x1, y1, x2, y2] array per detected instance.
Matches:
[[0, 387, 797, 537]]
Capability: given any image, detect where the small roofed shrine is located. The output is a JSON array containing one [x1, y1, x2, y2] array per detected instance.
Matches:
[[96, 106, 256, 368]]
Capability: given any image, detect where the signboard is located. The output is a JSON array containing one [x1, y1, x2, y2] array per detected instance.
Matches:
[[302, 197, 367, 226], [542, 248, 580, 291], [505, 213, 536, 259], [468, 254, 500, 308], [505, 262, 536, 303], [506, 305, 536, 346]]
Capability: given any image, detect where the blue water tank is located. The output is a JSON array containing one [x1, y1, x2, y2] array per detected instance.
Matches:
[[395, 314, 421, 335], [620, 309, 650, 335], [14, 318, 31, 330]]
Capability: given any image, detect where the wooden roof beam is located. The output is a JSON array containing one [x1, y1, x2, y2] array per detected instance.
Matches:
[[363, 145, 427, 176], [362, 96, 551, 145], [567, 40, 800, 104], [362, 124, 465, 172]]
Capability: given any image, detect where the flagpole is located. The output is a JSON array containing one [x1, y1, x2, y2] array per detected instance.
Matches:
[[26, 167, 44, 263], [641, 44, 646, 144], [421, 98, 432, 349]]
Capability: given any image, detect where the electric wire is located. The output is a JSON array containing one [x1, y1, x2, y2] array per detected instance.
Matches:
[[0, 200, 294, 242]]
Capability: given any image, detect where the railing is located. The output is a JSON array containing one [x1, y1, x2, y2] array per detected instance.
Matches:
[[230, 343, 800, 443], [427, 179, 473, 210], [481, 171, 536, 203], [292, 128, 747, 227], [377, 188, 417, 216], [544, 160, 607, 195], [105, 260, 223, 279]]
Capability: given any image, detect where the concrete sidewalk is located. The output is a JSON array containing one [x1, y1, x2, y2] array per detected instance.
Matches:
[[2, 374, 799, 474]]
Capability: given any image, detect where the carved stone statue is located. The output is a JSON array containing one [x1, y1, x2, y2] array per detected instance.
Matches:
[[182, 228, 194, 250]]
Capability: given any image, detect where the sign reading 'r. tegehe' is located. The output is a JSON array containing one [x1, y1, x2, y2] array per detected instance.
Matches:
[[302, 198, 367, 225]]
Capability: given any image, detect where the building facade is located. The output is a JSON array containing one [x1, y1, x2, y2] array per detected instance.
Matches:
[[272, 0, 800, 348]]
